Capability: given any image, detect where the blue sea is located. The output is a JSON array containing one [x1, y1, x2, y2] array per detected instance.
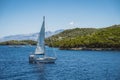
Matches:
[[0, 46, 120, 80]]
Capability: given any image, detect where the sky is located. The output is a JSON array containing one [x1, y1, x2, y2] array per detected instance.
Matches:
[[0, 0, 120, 37]]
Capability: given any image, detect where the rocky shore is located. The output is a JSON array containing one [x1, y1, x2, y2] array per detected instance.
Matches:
[[60, 47, 120, 51]]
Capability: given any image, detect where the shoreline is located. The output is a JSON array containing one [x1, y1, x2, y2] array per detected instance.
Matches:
[[60, 47, 120, 51], [0, 45, 120, 51]]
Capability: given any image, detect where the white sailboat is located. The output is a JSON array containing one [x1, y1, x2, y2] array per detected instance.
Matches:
[[29, 16, 57, 63]]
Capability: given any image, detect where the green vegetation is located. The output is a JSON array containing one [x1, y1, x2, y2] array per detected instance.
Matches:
[[0, 40, 37, 45], [1, 24, 120, 50], [46, 25, 120, 49], [45, 28, 97, 47]]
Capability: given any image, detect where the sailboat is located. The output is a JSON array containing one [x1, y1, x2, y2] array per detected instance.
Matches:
[[29, 16, 57, 63]]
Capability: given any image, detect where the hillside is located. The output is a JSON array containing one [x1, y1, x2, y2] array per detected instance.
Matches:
[[0, 40, 37, 45], [45, 28, 97, 44], [46, 25, 120, 50]]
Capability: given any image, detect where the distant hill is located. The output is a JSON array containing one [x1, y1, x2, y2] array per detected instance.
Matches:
[[48, 28, 97, 38], [0, 29, 64, 42], [45, 28, 97, 46], [46, 25, 120, 50]]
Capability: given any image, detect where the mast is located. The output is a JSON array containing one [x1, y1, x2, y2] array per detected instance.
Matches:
[[43, 16, 45, 22], [43, 16, 46, 57]]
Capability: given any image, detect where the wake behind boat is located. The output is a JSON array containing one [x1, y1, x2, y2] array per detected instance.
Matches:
[[29, 16, 57, 63]]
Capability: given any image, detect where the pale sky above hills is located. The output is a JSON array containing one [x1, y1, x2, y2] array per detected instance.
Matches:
[[0, 0, 120, 37]]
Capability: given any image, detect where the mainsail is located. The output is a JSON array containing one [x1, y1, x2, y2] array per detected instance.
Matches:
[[35, 16, 45, 55]]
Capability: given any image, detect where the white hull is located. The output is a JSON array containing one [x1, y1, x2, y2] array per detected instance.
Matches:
[[29, 55, 56, 63], [36, 57, 57, 63]]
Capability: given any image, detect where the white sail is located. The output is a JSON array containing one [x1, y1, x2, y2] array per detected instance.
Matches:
[[35, 16, 45, 55]]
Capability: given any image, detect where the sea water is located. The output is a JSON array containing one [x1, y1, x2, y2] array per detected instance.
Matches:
[[0, 46, 120, 80]]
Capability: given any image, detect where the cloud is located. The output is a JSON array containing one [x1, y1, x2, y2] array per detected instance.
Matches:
[[69, 21, 74, 25]]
